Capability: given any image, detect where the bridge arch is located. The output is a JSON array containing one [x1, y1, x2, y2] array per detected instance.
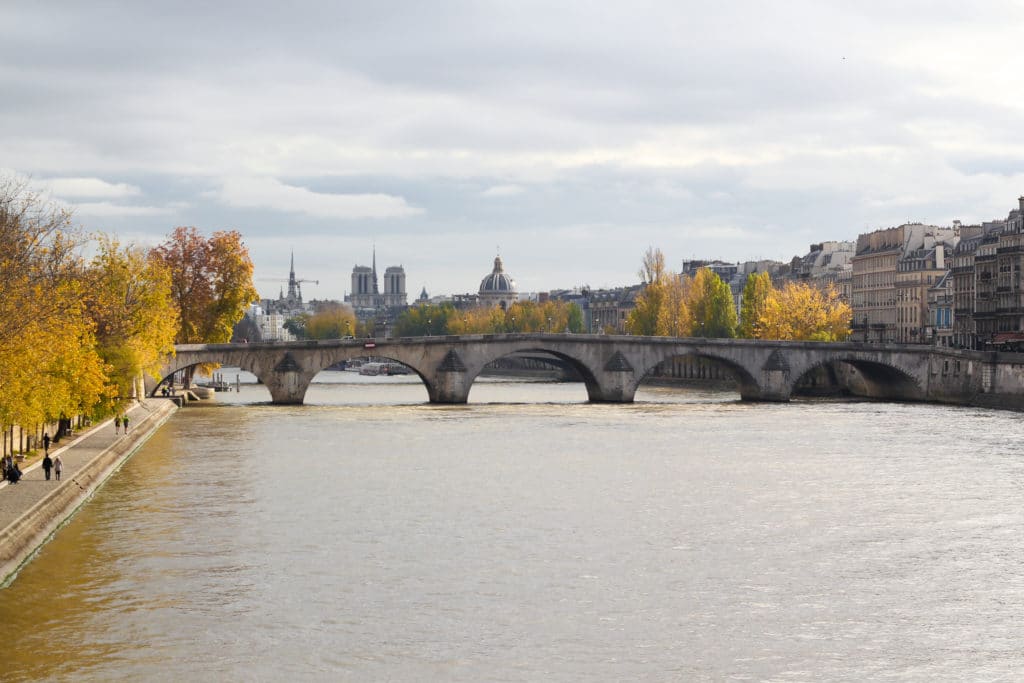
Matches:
[[632, 349, 762, 401], [457, 343, 605, 402], [788, 356, 925, 402]]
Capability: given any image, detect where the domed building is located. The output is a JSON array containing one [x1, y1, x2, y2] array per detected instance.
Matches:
[[478, 255, 519, 310]]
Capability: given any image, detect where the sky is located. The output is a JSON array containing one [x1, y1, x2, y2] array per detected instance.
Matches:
[[3, 1, 1024, 301]]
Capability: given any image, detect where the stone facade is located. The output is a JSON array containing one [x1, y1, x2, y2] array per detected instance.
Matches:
[[851, 223, 958, 343]]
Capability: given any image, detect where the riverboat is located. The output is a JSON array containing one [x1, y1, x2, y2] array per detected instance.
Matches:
[[382, 362, 411, 375], [359, 362, 384, 376]]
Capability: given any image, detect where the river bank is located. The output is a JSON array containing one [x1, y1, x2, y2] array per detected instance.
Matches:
[[0, 398, 178, 586]]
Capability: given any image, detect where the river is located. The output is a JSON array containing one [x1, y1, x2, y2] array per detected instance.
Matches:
[[2, 372, 1024, 681]]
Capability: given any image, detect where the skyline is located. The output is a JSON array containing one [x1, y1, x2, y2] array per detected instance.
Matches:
[[3, 2, 1023, 300]]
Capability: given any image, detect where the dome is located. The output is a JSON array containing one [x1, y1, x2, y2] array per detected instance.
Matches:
[[479, 255, 517, 294]]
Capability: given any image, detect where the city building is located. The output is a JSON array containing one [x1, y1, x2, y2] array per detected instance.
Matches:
[[477, 255, 519, 310], [851, 223, 958, 343], [895, 241, 954, 344], [793, 241, 855, 301], [926, 271, 954, 347], [347, 248, 408, 318], [951, 222, 999, 348], [994, 197, 1024, 342], [590, 285, 642, 333]]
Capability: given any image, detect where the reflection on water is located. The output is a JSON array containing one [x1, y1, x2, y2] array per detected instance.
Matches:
[[3, 376, 1024, 681]]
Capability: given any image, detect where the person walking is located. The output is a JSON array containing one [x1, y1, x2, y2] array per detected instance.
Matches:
[[114, 416, 121, 435], [42, 452, 53, 480], [43, 432, 51, 453], [53, 454, 63, 481], [122, 414, 130, 434]]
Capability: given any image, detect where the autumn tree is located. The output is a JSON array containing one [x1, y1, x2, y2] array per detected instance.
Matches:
[[656, 274, 691, 337], [305, 304, 357, 339], [82, 236, 179, 402], [626, 247, 670, 336], [392, 303, 457, 337], [503, 300, 580, 333], [688, 268, 737, 338], [149, 227, 259, 344], [0, 176, 109, 434], [758, 282, 852, 341], [738, 271, 773, 339]]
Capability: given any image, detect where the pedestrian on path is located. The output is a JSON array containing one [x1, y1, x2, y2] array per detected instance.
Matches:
[[42, 453, 53, 481], [123, 414, 130, 434], [43, 432, 51, 453], [114, 416, 121, 435], [53, 454, 63, 481]]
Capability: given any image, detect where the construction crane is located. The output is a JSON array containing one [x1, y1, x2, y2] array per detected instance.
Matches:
[[258, 278, 320, 285]]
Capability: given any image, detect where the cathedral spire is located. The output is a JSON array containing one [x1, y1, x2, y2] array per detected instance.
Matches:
[[286, 249, 300, 303], [372, 244, 379, 294]]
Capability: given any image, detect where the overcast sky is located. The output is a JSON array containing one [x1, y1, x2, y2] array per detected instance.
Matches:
[[3, 1, 1023, 300]]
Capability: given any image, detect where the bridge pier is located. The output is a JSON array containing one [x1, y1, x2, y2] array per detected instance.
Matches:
[[427, 371, 471, 404], [584, 374, 637, 403], [742, 368, 792, 402]]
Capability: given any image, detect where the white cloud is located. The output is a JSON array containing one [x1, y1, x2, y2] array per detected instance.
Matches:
[[43, 177, 141, 199], [70, 201, 174, 217], [480, 184, 525, 197], [216, 176, 423, 219]]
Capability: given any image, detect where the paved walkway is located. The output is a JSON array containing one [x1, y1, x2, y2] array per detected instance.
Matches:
[[0, 399, 168, 532]]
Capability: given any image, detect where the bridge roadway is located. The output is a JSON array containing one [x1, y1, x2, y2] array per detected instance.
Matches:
[[153, 334, 1024, 408]]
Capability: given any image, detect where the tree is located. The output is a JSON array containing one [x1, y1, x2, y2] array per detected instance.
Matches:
[[283, 313, 310, 339], [0, 176, 109, 431], [149, 227, 259, 344], [688, 268, 737, 338], [392, 303, 457, 337], [626, 247, 669, 336], [305, 305, 357, 339], [738, 271, 773, 339], [655, 274, 690, 337], [82, 236, 179, 402], [759, 282, 852, 341]]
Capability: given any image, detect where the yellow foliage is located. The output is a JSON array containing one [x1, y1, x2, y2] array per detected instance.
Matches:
[[758, 282, 852, 341], [83, 235, 179, 399]]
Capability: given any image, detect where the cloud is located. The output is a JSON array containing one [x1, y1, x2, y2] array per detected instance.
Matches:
[[215, 176, 423, 219], [42, 177, 141, 199], [480, 184, 525, 197], [70, 201, 174, 217]]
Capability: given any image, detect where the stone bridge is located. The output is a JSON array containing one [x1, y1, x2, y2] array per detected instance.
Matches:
[[151, 334, 1024, 408]]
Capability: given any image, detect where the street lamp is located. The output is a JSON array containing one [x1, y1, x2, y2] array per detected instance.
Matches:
[[511, 315, 516, 332], [547, 317, 552, 333], [427, 318, 432, 337]]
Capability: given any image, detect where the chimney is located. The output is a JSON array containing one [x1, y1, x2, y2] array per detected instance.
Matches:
[[1019, 196, 1024, 212]]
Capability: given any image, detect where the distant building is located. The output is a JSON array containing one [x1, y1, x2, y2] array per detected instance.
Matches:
[[477, 255, 519, 310], [927, 271, 954, 347], [247, 252, 312, 341], [265, 252, 310, 316], [793, 241, 855, 301], [590, 285, 642, 333], [851, 223, 959, 343], [346, 247, 408, 319]]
